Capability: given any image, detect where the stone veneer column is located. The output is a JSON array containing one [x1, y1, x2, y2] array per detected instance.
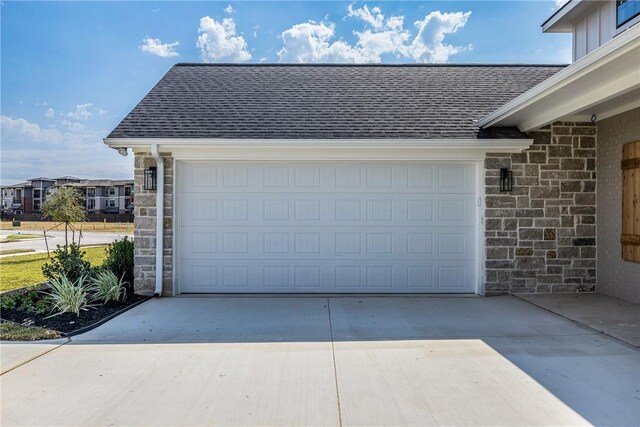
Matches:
[[133, 152, 173, 296], [484, 122, 596, 295]]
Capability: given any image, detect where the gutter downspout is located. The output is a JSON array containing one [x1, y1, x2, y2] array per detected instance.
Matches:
[[150, 144, 164, 297]]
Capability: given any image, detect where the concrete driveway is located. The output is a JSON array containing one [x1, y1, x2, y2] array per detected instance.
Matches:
[[1, 296, 638, 426]]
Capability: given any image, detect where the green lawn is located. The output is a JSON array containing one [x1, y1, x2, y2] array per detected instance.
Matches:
[[0, 246, 107, 293], [0, 249, 36, 256], [0, 322, 61, 341], [0, 234, 44, 243]]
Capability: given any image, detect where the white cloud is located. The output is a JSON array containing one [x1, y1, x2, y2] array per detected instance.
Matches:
[[404, 11, 472, 63], [197, 16, 251, 62], [0, 115, 133, 185], [347, 4, 384, 29], [278, 21, 364, 63], [555, 0, 569, 7], [44, 108, 55, 118], [60, 120, 84, 131], [1, 115, 63, 144], [66, 103, 93, 120], [278, 5, 471, 64], [140, 37, 180, 58], [224, 4, 233, 14]]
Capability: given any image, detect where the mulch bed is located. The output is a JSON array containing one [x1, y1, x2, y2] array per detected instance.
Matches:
[[1, 290, 149, 335]]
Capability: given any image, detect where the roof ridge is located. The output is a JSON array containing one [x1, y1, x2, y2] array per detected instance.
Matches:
[[174, 63, 568, 68]]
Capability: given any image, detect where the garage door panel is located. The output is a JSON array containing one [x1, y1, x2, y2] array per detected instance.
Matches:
[[179, 259, 475, 293], [181, 163, 476, 194], [179, 193, 476, 227], [179, 226, 475, 261], [177, 162, 478, 294]]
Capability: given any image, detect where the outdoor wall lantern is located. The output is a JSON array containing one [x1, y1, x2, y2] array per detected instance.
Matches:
[[144, 167, 157, 191], [500, 168, 513, 192]]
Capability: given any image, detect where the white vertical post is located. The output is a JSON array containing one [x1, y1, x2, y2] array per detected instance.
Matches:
[[150, 144, 165, 297]]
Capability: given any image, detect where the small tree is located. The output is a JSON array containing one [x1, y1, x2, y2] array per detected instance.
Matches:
[[41, 187, 86, 248]]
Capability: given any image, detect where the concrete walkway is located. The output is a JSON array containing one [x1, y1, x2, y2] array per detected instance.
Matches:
[[517, 293, 640, 347], [0, 230, 132, 254], [1, 296, 638, 426]]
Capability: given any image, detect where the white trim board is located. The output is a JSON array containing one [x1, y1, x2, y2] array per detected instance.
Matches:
[[104, 139, 533, 161]]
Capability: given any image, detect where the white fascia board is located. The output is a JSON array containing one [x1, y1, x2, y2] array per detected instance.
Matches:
[[479, 26, 640, 131], [103, 138, 532, 149], [104, 138, 533, 160]]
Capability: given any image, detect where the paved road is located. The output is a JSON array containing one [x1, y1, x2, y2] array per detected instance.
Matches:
[[0, 230, 132, 253], [2, 296, 638, 426]]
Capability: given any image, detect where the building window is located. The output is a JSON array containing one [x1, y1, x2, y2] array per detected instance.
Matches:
[[124, 186, 132, 196], [33, 189, 41, 199], [87, 187, 95, 197], [87, 199, 96, 210], [34, 200, 41, 211], [617, 0, 640, 27], [107, 199, 117, 208], [107, 187, 117, 196]]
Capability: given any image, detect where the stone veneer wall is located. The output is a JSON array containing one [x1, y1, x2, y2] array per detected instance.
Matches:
[[133, 152, 174, 296], [596, 107, 640, 303], [484, 122, 597, 295]]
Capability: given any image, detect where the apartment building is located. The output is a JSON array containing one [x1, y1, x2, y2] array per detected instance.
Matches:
[[1, 176, 134, 215]]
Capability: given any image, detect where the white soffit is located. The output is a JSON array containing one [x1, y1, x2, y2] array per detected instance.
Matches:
[[479, 25, 640, 132]]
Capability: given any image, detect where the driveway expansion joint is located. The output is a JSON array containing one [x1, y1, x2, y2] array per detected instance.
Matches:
[[327, 297, 343, 427], [1, 338, 70, 376]]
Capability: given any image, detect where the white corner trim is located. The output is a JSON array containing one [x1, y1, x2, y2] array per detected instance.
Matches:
[[479, 25, 640, 130]]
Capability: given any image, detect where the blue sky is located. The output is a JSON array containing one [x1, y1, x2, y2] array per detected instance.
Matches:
[[0, 1, 570, 185]]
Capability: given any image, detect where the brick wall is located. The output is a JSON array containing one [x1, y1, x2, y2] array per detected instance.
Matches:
[[484, 122, 597, 295], [133, 152, 173, 296]]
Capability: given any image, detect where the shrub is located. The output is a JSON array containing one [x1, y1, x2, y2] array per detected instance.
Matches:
[[102, 237, 134, 289], [0, 290, 49, 315], [18, 290, 50, 315], [0, 294, 18, 311], [91, 270, 127, 303], [45, 275, 92, 317], [42, 243, 91, 283]]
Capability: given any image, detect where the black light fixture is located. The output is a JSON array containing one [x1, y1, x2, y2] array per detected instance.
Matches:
[[499, 168, 513, 192], [144, 167, 157, 191]]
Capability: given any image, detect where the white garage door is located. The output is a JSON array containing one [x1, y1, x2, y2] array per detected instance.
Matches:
[[176, 162, 478, 293]]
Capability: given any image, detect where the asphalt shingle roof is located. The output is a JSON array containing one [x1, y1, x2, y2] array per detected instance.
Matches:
[[108, 64, 565, 140]]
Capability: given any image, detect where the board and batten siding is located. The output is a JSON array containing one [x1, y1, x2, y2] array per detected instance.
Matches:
[[573, 1, 616, 61]]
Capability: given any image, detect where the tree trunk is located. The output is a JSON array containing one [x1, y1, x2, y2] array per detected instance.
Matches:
[[65, 222, 68, 250]]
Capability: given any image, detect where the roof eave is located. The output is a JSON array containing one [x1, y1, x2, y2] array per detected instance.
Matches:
[[479, 26, 640, 132], [541, 0, 606, 33], [103, 137, 535, 155]]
